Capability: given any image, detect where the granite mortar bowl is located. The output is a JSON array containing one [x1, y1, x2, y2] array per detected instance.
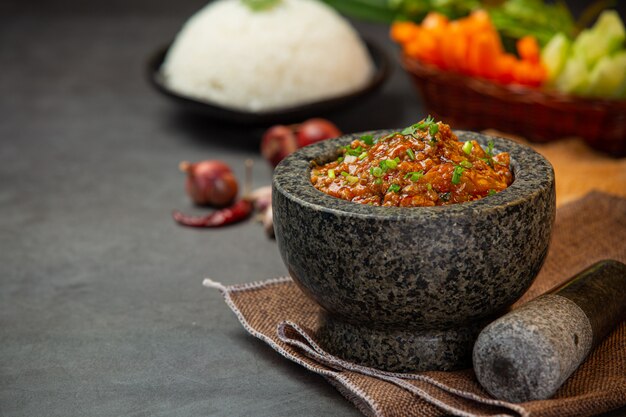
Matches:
[[272, 130, 555, 371]]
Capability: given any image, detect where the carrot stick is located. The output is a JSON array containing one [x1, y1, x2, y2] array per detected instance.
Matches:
[[517, 36, 541, 64]]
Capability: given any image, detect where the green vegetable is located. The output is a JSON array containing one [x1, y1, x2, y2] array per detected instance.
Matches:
[[324, 0, 579, 47], [384, 159, 398, 170], [361, 135, 374, 146], [485, 142, 493, 156], [462, 141, 473, 154], [452, 165, 465, 184], [322, 0, 478, 24], [404, 171, 424, 181], [543, 9, 626, 98], [542, 33, 571, 82], [429, 123, 439, 136], [488, 189, 497, 196], [555, 53, 590, 94], [406, 148, 416, 160], [401, 116, 438, 137], [371, 166, 384, 177], [586, 52, 626, 98], [345, 145, 364, 157], [242, 0, 281, 11], [358, 152, 368, 160], [488, 0, 575, 46], [328, 169, 336, 179], [320, 0, 397, 23], [401, 125, 416, 136], [341, 171, 359, 183], [573, 10, 625, 69], [388, 184, 401, 193], [460, 160, 473, 168]]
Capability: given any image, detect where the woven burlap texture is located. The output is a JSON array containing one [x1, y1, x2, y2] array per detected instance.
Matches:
[[216, 191, 626, 417]]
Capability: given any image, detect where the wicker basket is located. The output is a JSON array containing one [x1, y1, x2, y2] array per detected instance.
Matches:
[[401, 55, 626, 156]]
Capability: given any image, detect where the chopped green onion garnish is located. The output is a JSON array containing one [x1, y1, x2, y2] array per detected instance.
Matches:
[[462, 141, 473, 155], [460, 160, 473, 168], [486, 140, 495, 157], [401, 116, 438, 138], [406, 148, 415, 160], [429, 123, 439, 136], [388, 184, 401, 193], [404, 171, 424, 181], [488, 189, 497, 196], [341, 171, 350, 178], [427, 183, 433, 191], [381, 132, 399, 141], [394, 157, 400, 163], [347, 175, 359, 184], [358, 152, 368, 160], [480, 157, 493, 168], [337, 157, 344, 163], [375, 178, 383, 185], [328, 169, 335, 179], [452, 165, 464, 184], [384, 159, 398, 170], [401, 126, 416, 136], [361, 135, 374, 146], [371, 166, 383, 177], [345, 146, 363, 157]]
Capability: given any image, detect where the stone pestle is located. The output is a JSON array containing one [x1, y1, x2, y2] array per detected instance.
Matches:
[[473, 260, 626, 403]]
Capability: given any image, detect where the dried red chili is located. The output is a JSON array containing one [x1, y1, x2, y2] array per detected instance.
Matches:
[[172, 199, 253, 228]]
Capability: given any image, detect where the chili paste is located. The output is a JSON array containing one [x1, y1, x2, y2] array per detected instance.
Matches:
[[310, 118, 513, 207]]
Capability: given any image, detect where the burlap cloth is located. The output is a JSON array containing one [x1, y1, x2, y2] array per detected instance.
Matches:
[[209, 191, 626, 417]]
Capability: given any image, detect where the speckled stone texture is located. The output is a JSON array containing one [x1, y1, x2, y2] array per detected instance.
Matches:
[[317, 311, 492, 372], [473, 294, 593, 402], [273, 130, 555, 372], [473, 260, 626, 402], [556, 260, 626, 347]]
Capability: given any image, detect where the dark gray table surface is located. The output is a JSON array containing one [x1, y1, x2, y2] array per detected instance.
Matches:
[[1, 1, 625, 416]]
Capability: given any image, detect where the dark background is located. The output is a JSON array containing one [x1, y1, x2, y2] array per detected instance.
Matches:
[[1, 1, 624, 416]]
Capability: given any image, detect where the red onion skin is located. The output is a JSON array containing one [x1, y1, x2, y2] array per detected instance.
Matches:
[[260, 125, 298, 167], [181, 160, 238, 207], [296, 118, 341, 148]]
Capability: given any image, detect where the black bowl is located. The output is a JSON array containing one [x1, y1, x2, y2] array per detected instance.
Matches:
[[146, 39, 390, 125]]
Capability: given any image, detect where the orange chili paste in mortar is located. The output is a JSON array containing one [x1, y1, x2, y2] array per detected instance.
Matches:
[[310, 118, 513, 207]]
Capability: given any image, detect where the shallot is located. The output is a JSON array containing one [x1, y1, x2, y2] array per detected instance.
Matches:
[[260, 125, 298, 168], [180, 160, 238, 207], [296, 118, 341, 148], [260, 118, 341, 168]]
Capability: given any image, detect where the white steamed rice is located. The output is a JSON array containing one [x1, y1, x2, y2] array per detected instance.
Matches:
[[161, 0, 374, 112]]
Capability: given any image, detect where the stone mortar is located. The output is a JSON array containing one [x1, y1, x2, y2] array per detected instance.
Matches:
[[272, 130, 555, 371]]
